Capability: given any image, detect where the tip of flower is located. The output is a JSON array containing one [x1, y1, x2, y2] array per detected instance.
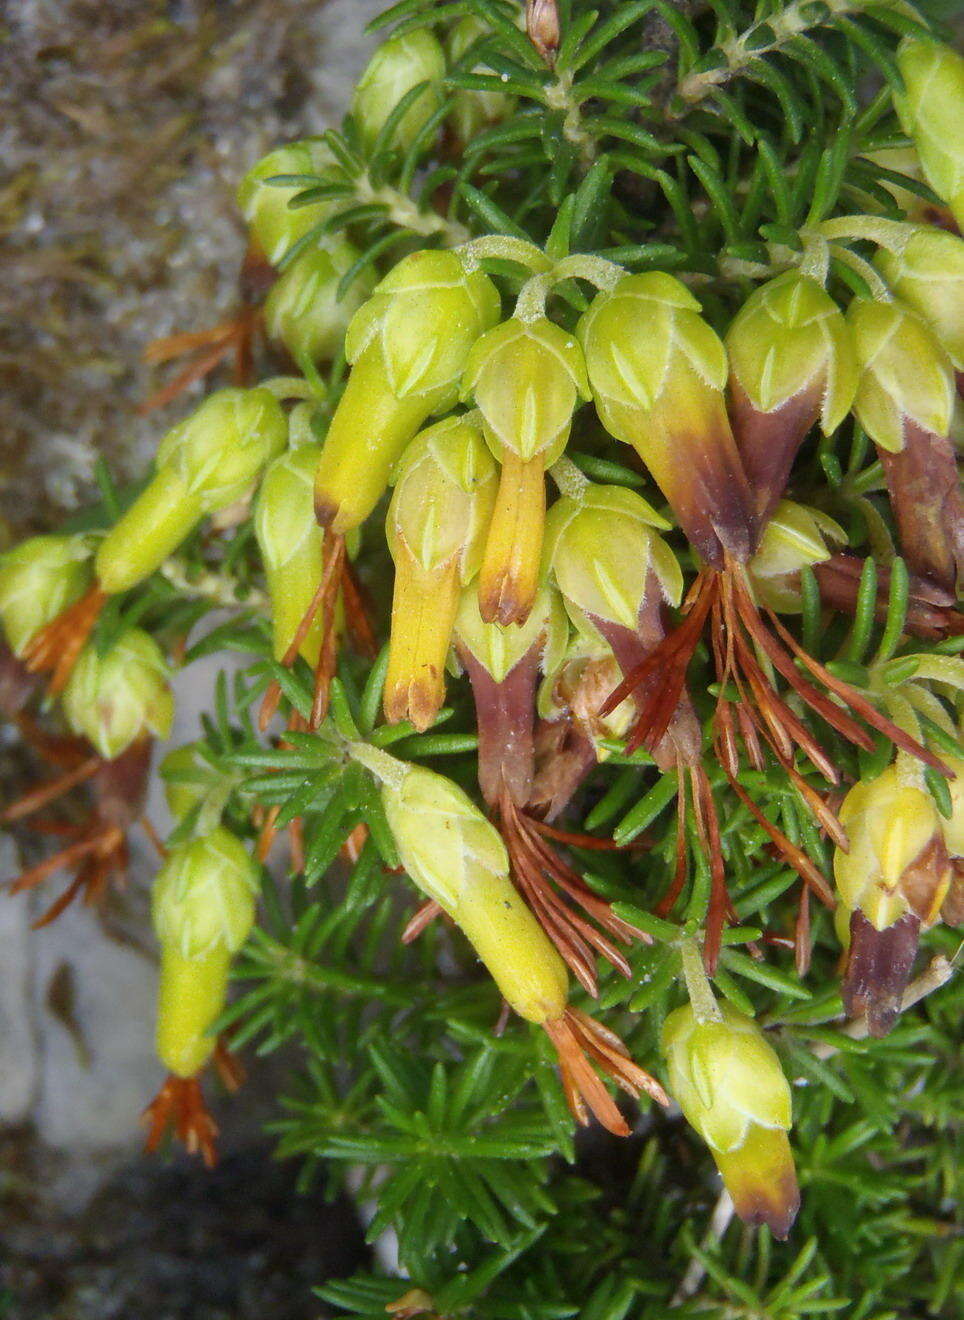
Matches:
[[715, 1129, 800, 1239], [314, 492, 340, 530], [383, 671, 444, 733], [477, 572, 535, 627]]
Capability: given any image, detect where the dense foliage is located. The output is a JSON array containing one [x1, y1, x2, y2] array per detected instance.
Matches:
[[2, 2, 962, 1317]]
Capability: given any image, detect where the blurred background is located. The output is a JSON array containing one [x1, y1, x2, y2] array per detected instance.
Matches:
[[0, 3, 382, 1316]]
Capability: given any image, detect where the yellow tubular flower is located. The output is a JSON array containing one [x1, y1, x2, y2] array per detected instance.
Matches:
[[96, 387, 287, 595], [151, 828, 258, 1078], [355, 746, 667, 1137], [578, 273, 755, 566], [896, 38, 964, 230], [662, 1003, 799, 1238], [380, 760, 570, 1023], [384, 416, 498, 731], [314, 250, 501, 534], [462, 316, 588, 624]]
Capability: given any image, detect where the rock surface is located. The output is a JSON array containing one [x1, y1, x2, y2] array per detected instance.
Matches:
[[0, 2, 382, 1313]]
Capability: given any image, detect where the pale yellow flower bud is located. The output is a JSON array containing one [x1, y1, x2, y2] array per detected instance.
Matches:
[[896, 38, 964, 230], [848, 298, 954, 453], [237, 138, 341, 266], [877, 227, 964, 370], [264, 239, 375, 364], [96, 388, 287, 595], [352, 30, 446, 153], [662, 1003, 799, 1237], [748, 501, 846, 612], [62, 628, 174, 761], [0, 534, 93, 657]]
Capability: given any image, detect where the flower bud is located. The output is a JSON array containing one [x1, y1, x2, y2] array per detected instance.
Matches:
[[543, 484, 680, 637], [380, 760, 570, 1023], [727, 273, 857, 526], [0, 534, 93, 657], [61, 628, 174, 761], [352, 30, 446, 153], [314, 250, 501, 534], [835, 764, 951, 932], [748, 501, 846, 613], [836, 763, 954, 1035], [153, 827, 259, 959], [578, 273, 754, 565], [462, 316, 588, 623], [264, 238, 374, 364], [96, 388, 287, 595], [447, 16, 516, 143], [384, 416, 498, 730], [152, 827, 259, 1078], [156, 386, 288, 510], [661, 1003, 799, 1238], [877, 227, 964, 370], [850, 299, 954, 453], [848, 298, 963, 593], [237, 138, 342, 266], [896, 38, 964, 230], [255, 442, 327, 665], [453, 581, 568, 807]]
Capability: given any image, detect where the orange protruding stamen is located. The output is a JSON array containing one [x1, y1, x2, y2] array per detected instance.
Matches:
[[142, 1074, 219, 1168], [22, 585, 107, 695], [543, 1007, 668, 1137], [139, 307, 261, 413]]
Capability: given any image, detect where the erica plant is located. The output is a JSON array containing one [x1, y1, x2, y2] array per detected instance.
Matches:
[[2, 2, 963, 1317]]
